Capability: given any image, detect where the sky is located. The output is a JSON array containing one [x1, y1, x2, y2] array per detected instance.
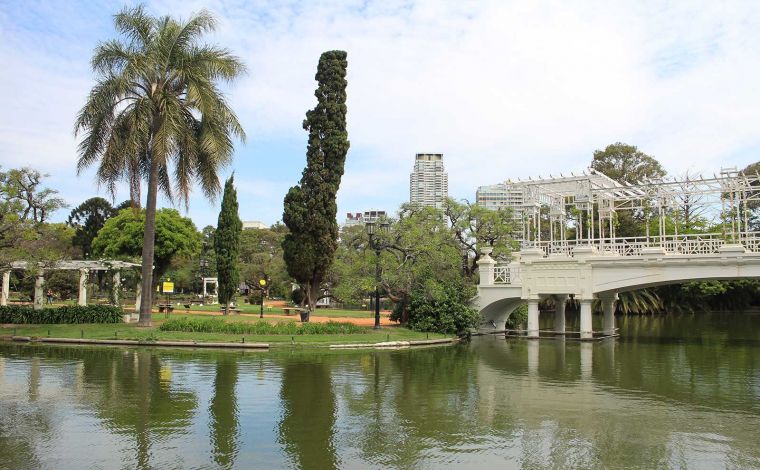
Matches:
[[2, 0, 760, 228]]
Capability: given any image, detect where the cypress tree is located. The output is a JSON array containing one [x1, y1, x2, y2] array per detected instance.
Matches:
[[215, 176, 242, 314], [282, 50, 349, 321]]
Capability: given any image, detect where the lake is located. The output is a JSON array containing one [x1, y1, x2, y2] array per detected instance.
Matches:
[[1, 313, 760, 469]]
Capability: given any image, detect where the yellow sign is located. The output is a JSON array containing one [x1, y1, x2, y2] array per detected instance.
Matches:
[[162, 282, 174, 294], [259, 279, 267, 286]]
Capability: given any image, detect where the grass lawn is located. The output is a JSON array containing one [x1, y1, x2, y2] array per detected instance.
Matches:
[[183, 304, 382, 318], [1, 314, 448, 346]]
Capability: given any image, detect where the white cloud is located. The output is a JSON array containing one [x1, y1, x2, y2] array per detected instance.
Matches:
[[2, 0, 760, 226]]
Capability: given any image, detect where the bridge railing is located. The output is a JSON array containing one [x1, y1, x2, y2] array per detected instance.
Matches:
[[493, 265, 521, 285], [522, 232, 760, 257]]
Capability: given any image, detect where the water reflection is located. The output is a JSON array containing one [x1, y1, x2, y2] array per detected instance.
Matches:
[[1, 312, 760, 469], [278, 360, 338, 470], [210, 355, 239, 469]]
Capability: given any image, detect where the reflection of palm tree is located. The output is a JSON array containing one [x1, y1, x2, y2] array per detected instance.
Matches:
[[209, 355, 239, 468], [278, 361, 338, 470]]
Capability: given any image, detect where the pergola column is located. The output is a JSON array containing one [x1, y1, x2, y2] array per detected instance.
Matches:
[[601, 293, 618, 336], [134, 279, 142, 313], [111, 270, 121, 307], [33, 273, 45, 310], [580, 299, 593, 340], [527, 299, 540, 339], [1, 270, 9, 306], [78, 269, 88, 306], [554, 295, 568, 334]]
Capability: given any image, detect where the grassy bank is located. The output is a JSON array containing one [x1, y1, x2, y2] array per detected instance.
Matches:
[[0, 314, 447, 346]]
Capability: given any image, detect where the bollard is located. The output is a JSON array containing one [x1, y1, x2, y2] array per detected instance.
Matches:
[[242, 337, 245, 344], [291, 336, 295, 344], [387, 334, 390, 341], [81, 329, 84, 338], [115, 331, 118, 338], [426, 333, 429, 339], [48, 329, 50, 337]]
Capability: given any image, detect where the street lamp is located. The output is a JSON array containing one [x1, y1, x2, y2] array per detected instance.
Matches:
[[366, 221, 390, 330], [259, 278, 267, 318]]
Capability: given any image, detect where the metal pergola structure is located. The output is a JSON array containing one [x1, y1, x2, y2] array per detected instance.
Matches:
[[515, 168, 760, 256]]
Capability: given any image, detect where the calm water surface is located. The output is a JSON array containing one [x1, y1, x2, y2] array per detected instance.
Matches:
[[1, 313, 760, 469]]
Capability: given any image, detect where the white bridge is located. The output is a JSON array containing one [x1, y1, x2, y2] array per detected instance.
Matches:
[[473, 168, 760, 339]]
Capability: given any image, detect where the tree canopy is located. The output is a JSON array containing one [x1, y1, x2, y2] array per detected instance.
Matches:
[[282, 50, 349, 320], [92, 208, 201, 280], [74, 6, 246, 325], [67, 197, 117, 258], [591, 142, 665, 184], [215, 176, 241, 310]]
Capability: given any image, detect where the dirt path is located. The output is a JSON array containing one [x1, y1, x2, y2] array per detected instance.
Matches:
[[177, 309, 397, 327]]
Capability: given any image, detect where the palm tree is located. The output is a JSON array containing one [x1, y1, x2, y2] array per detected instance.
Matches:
[[75, 6, 245, 326]]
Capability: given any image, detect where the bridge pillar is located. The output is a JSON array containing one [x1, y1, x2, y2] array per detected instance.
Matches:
[[527, 300, 540, 338], [600, 293, 618, 336], [580, 299, 593, 340], [554, 295, 568, 334]]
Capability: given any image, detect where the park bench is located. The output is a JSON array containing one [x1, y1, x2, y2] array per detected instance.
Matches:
[[282, 307, 298, 315], [158, 303, 174, 313], [220, 306, 242, 314]]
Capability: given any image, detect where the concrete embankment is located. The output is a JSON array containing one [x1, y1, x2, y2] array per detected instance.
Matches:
[[3, 336, 269, 349], [329, 337, 458, 349]]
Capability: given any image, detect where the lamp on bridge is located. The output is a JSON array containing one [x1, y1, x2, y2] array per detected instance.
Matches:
[[366, 221, 390, 330]]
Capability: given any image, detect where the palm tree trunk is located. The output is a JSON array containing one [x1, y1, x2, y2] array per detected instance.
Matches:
[[138, 157, 159, 327]]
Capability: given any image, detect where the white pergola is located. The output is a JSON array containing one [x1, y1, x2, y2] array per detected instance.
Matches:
[[2, 260, 141, 310]]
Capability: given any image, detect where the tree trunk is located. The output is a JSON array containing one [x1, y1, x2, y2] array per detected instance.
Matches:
[[138, 157, 159, 327]]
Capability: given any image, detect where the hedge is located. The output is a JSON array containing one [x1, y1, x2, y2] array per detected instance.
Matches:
[[0, 305, 124, 324], [160, 317, 368, 335]]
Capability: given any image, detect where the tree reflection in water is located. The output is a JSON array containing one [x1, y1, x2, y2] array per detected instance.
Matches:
[[278, 360, 338, 470], [209, 354, 239, 468]]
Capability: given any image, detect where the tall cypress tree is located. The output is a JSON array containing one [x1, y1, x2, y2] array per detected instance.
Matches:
[[215, 176, 242, 314], [282, 50, 349, 321]]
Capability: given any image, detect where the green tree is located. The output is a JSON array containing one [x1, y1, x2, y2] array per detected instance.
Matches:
[[282, 50, 349, 321], [91, 208, 201, 282], [75, 6, 245, 326], [215, 176, 241, 313], [67, 197, 117, 258], [239, 227, 290, 299], [444, 198, 516, 277], [591, 142, 666, 237]]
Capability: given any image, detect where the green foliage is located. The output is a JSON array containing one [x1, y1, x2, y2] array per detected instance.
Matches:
[[239, 227, 290, 299], [0, 305, 123, 324], [159, 317, 367, 335], [506, 304, 528, 329], [67, 197, 116, 258], [444, 198, 516, 276], [395, 285, 480, 335], [591, 142, 666, 237], [215, 177, 242, 308], [91, 208, 201, 278], [75, 5, 246, 325], [282, 50, 349, 317]]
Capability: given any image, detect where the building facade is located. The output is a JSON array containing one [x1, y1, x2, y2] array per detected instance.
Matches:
[[343, 210, 387, 228], [410, 153, 448, 209], [242, 220, 268, 230]]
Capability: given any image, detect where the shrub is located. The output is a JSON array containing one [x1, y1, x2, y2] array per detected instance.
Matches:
[[506, 304, 528, 329], [0, 305, 124, 324], [404, 287, 480, 335], [159, 317, 368, 335]]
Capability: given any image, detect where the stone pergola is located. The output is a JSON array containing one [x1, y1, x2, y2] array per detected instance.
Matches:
[[2, 260, 141, 310]]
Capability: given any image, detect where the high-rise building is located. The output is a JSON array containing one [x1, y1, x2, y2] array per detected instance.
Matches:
[[343, 210, 387, 228], [409, 153, 448, 209]]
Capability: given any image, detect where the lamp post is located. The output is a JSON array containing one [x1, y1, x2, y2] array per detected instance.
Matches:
[[259, 278, 267, 318], [366, 221, 390, 330]]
